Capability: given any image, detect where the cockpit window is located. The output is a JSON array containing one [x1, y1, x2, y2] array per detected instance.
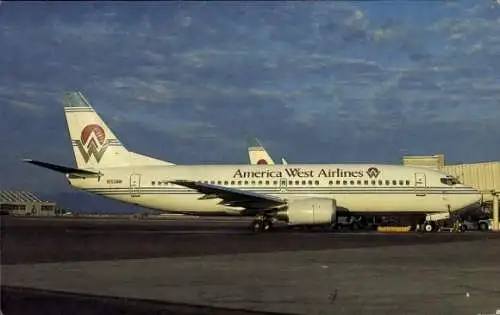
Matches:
[[440, 176, 461, 185]]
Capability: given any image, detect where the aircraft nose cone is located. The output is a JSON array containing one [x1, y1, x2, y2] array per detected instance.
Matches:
[[473, 186, 482, 199], [469, 189, 483, 208], [475, 192, 482, 204]]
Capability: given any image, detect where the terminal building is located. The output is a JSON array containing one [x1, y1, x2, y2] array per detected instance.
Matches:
[[0, 190, 57, 216], [402, 154, 500, 230]]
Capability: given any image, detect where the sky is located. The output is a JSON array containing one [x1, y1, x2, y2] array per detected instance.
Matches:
[[1, 1, 500, 211]]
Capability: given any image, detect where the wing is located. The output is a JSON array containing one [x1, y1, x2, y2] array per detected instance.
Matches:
[[169, 180, 286, 211]]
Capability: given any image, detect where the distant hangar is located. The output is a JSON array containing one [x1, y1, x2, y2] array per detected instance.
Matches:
[[0, 190, 57, 216]]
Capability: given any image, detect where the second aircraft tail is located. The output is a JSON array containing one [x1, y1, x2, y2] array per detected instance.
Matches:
[[247, 138, 276, 165], [247, 138, 289, 165]]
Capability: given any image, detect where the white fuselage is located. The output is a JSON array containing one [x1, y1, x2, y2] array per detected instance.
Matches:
[[68, 163, 482, 217]]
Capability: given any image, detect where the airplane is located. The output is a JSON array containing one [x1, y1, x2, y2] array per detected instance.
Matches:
[[247, 138, 288, 165], [246, 139, 481, 231], [24, 92, 482, 233]]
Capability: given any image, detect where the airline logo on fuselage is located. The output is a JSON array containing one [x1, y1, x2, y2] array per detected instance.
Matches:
[[232, 167, 381, 179], [367, 167, 381, 179], [75, 124, 109, 163]]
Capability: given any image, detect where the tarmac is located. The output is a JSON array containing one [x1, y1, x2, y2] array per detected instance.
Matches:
[[2, 216, 500, 315]]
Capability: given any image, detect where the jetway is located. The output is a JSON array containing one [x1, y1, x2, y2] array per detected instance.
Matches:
[[402, 154, 445, 169], [402, 155, 500, 232]]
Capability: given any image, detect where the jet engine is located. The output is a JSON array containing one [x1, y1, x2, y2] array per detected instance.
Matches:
[[277, 198, 337, 226]]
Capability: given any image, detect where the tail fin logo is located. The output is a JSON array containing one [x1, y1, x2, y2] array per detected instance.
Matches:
[[75, 124, 109, 163]]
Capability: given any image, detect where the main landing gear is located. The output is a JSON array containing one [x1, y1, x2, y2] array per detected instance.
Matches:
[[251, 215, 275, 233]]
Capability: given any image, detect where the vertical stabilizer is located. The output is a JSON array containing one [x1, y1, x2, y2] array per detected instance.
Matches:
[[247, 138, 276, 165], [64, 92, 130, 169], [64, 92, 174, 169]]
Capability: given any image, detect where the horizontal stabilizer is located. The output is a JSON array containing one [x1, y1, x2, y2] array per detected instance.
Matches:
[[22, 159, 102, 178]]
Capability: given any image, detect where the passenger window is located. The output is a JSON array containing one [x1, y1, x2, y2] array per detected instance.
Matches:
[[218, 181, 222, 185], [251, 181, 256, 185], [392, 180, 397, 185], [385, 180, 390, 185], [329, 180, 333, 185], [364, 180, 368, 185], [350, 180, 355, 185], [315, 180, 319, 185], [152, 181, 155, 185], [371, 180, 376, 185], [244, 181, 249, 185], [238, 181, 242, 185], [258, 180, 263, 185], [378, 180, 383, 185], [399, 180, 403, 185], [302, 180, 306, 185], [230, 181, 235, 185], [336, 180, 341, 185], [289, 180, 293, 185], [308, 180, 313, 185], [406, 180, 410, 185], [357, 180, 362, 185], [343, 180, 348, 185], [265, 180, 270, 185], [272, 180, 277, 185], [224, 181, 228, 185]]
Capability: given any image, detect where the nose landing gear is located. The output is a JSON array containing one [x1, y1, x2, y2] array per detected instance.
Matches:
[[422, 221, 436, 232], [419, 216, 465, 233]]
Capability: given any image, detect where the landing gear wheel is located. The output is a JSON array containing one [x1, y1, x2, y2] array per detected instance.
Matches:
[[251, 220, 263, 233], [423, 222, 434, 232], [263, 219, 273, 231], [479, 222, 488, 231], [250, 216, 274, 233]]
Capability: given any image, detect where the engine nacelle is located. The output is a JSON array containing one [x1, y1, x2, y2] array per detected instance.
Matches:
[[277, 198, 337, 226]]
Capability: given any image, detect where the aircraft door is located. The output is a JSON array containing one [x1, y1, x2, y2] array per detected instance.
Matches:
[[279, 178, 288, 192], [414, 173, 426, 196], [130, 174, 142, 197]]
